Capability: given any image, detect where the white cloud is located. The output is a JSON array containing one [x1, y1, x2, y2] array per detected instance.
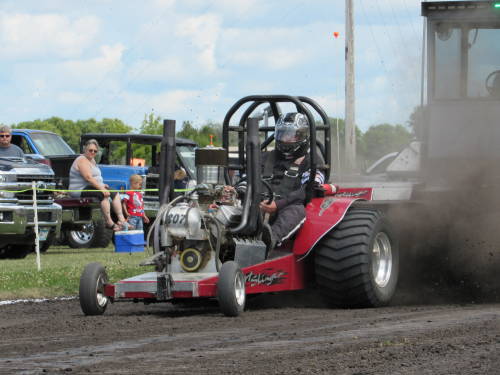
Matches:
[[202, 0, 266, 17], [220, 23, 334, 71], [153, 0, 176, 8], [126, 56, 190, 82], [59, 44, 125, 87], [0, 12, 100, 60], [175, 14, 221, 72], [148, 89, 203, 114], [57, 91, 85, 104], [315, 93, 345, 119], [229, 48, 309, 70]]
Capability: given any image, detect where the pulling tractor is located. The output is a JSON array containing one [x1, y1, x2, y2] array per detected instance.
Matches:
[[79, 95, 399, 316]]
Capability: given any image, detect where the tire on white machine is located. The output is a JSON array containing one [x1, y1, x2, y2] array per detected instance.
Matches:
[[217, 261, 246, 317], [79, 262, 109, 316]]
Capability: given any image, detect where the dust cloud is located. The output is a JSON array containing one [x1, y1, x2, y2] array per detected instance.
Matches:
[[382, 14, 500, 304]]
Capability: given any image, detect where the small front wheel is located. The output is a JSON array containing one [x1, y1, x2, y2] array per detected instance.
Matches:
[[79, 262, 109, 316], [217, 261, 246, 317]]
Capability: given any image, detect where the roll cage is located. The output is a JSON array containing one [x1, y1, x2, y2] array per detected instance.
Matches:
[[221, 95, 332, 235]]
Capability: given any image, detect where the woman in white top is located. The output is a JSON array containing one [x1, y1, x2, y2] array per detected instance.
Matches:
[[69, 139, 126, 231]]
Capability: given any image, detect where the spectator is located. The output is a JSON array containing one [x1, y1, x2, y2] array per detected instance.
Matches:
[[0, 125, 24, 158], [122, 174, 150, 230], [69, 139, 126, 231]]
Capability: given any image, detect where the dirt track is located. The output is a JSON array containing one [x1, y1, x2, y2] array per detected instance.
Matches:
[[0, 289, 498, 375]]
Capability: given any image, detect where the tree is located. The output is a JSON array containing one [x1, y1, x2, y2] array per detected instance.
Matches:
[[139, 112, 163, 135], [327, 117, 365, 172], [407, 105, 427, 139], [13, 117, 132, 153], [361, 123, 412, 164], [177, 121, 222, 147]]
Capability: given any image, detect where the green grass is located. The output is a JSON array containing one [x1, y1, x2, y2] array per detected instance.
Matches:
[[0, 246, 154, 300]]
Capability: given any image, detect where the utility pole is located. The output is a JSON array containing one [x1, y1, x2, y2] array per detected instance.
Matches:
[[345, 0, 356, 171]]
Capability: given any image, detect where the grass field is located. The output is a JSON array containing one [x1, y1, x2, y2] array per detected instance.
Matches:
[[0, 246, 154, 300]]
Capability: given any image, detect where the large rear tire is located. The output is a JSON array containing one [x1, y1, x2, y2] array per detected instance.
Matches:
[[79, 262, 109, 316], [315, 208, 399, 307], [217, 261, 246, 317]]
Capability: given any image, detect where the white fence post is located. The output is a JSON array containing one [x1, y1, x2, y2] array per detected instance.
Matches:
[[32, 181, 41, 271]]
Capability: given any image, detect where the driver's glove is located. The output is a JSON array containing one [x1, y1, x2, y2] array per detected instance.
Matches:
[[313, 183, 339, 197], [322, 183, 339, 196]]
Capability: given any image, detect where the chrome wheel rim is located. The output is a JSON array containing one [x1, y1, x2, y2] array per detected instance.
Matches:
[[234, 272, 245, 306], [70, 223, 94, 245], [371, 232, 392, 288], [96, 274, 108, 308]]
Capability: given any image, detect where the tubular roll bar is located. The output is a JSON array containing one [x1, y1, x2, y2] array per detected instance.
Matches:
[[159, 119, 176, 205], [229, 117, 261, 234], [222, 94, 331, 182]]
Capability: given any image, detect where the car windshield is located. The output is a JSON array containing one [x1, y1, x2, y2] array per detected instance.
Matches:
[[30, 133, 75, 156], [177, 145, 196, 178]]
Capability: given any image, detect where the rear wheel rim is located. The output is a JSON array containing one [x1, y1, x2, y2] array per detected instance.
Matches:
[[371, 232, 392, 288], [234, 272, 245, 306], [70, 224, 94, 245]]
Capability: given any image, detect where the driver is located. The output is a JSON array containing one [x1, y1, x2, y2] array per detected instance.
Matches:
[[259, 112, 335, 250]]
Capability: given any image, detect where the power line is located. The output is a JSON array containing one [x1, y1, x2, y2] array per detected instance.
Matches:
[[358, 0, 399, 100], [384, 0, 413, 49], [400, 0, 421, 39]]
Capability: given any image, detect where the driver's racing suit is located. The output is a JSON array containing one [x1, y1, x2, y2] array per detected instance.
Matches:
[[262, 149, 325, 246]]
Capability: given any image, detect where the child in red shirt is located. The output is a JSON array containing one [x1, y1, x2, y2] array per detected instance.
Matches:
[[122, 174, 150, 230]]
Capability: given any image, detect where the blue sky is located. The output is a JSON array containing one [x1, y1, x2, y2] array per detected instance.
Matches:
[[0, 0, 423, 132]]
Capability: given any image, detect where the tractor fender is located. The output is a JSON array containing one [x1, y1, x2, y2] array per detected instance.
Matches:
[[292, 188, 373, 258]]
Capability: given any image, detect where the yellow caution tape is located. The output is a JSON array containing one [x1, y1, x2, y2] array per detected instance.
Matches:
[[0, 187, 193, 193]]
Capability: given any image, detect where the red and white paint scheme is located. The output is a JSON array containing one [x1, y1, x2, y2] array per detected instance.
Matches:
[[104, 187, 372, 302]]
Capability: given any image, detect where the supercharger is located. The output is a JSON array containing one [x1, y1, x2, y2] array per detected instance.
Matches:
[[161, 202, 206, 243]]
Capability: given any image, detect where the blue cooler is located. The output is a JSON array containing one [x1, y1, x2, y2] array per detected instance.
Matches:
[[114, 230, 145, 253]]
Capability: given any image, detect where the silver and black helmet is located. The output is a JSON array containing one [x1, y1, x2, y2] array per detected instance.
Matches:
[[275, 112, 309, 159]]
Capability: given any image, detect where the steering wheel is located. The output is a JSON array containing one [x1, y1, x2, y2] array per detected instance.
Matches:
[[485, 70, 500, 96], [260, 179, 274, 205], [232, 177, 274, 204]]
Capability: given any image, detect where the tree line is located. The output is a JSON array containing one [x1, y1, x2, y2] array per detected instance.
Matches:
[[9, 111, 414, 171]]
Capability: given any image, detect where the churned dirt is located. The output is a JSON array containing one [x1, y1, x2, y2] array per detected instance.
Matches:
[[0, 287, 498, 375]]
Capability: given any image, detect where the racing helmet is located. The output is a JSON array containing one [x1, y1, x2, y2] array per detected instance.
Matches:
[[275, 112, 309, 159]]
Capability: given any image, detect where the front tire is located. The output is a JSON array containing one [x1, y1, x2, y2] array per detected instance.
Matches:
[[315, 208, 399, 307], [217, 261, 246, 317], [0, 245, 31, 259], [40, 231, 57, 253], [79, 262, 109, 316]]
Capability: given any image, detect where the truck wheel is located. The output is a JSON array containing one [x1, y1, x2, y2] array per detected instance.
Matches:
[[67, 220, 112, 249], [0, 245, 31, 259], [89, 220, 113, 248], [67, 223, 95, 248], [40, 231, 57, 253], [217, 261, 246, 317], [315, 208, 399, 308], [79, 262, 109, 316]]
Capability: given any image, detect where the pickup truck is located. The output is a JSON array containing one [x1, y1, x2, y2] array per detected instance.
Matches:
[[11, 129, 104, 249], [0, 156, 62, 258]]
